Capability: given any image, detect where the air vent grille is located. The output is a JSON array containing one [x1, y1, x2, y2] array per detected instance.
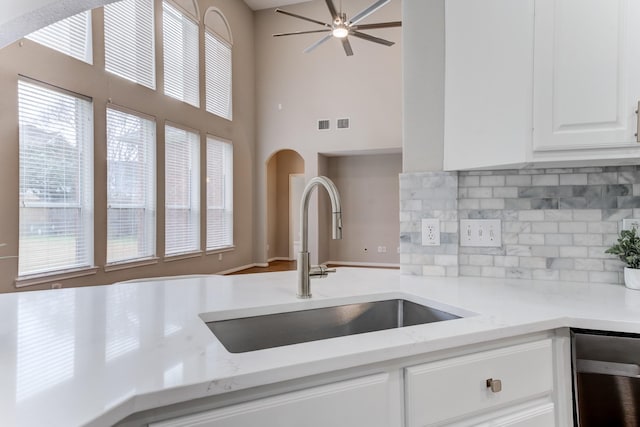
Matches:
[[337, 118, 350, 129], [318, 119, 330, 130]]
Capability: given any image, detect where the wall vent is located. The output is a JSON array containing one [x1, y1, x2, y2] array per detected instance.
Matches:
[[318, 119, 330, 130], [337, 118, 350, 129]]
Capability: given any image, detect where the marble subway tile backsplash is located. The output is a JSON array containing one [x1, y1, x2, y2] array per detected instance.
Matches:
[[400, 166, 640, 284]]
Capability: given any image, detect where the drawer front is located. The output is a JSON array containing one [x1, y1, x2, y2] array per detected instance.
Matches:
[[405, 339, 554, 426], [151, 373, 393, 427]]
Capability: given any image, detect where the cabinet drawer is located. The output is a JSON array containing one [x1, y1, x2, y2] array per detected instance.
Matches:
[[151, 373, 393, 427], [405, 339, 553, 426]]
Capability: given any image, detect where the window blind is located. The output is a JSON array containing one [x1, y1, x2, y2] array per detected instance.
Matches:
[[205, 30, 232, 120], [163, 1, 199, 107], [206, 137, 233, 250], [165, 125, 200, 256], [25, 11, 92, 64], [104, 0, 155, 89], [18, 79, 94, 276], [106, 108, 156, 264]]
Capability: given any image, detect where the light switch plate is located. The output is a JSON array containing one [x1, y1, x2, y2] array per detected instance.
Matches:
[[460, 219, 502, 247], [421, 218, 440, 246]]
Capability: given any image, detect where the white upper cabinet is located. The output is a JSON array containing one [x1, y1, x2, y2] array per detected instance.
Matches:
[[533, 0, 640, 152], [444, 0, 534, 170], [444, 0, 640, 170]]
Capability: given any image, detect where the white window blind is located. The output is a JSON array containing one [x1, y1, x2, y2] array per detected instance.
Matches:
[[206, 137, 233, 250], [205, 30, 232, 120], [25, 11, 92, 64], [18, 79, 94, 276], [165, 125, 200, 256], [104, 0, 155, 89], [106, 108, 156, 264], [163, 1, 199, 107]]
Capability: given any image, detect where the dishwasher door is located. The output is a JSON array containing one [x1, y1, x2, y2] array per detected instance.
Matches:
[[573, 330, 640, 427]]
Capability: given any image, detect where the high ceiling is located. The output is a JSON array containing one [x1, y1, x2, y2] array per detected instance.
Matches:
[[243, 0, 312, 11]]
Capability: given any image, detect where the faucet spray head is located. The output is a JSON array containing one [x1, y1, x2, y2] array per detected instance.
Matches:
[[333, 212, 343, 240]]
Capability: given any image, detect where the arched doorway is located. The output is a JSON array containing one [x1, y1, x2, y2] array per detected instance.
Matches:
[[266, 149, 304, 262]]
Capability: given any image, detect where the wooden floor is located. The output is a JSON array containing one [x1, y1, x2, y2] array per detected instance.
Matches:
[[227, 260, 399, 275], [227, 260, 296, 275]]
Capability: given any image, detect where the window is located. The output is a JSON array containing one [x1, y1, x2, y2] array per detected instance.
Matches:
[[163, 1, 199, 107], [18, 79, 93, 276], [206, 137, 233, 250], [104, 0, 155, 89], [25, 11, 92, 64], [205, 30, 232, 120], [165, 125, 200, 256], [106, 108, 156, 264]]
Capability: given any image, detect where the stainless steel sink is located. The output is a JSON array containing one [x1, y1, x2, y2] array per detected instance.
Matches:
[[205, 299, 462, 353]]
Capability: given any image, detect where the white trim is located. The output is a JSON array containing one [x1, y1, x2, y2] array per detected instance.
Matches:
[[205, 246, 235, 256], [104, 257, 160, 272], [15, 266, 99, 288], [322, 261, 400, 269], [164, 251, 203, 263], [268, 257, 295, 262], [216, 263, 266, 275]]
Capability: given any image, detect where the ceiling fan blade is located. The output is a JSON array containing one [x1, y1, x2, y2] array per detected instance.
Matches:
[[341, 38, 354, 56], [354, 21, 402, 30], [275, 9, 331, 29], [304, 34, 333, 53], [348, 0, 391, 25], [273, 29, 332, 37], [325, 0, 339, 20], [350, 31, 395, 46]]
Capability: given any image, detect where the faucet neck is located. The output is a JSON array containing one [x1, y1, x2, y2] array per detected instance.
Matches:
[[299, 176, 342, 253]]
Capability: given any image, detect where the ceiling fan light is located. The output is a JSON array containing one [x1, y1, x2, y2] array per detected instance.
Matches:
[[332, 27, 349, 38]]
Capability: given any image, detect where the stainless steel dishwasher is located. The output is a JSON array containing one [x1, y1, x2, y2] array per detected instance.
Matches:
[[572, 329, 640, 426]]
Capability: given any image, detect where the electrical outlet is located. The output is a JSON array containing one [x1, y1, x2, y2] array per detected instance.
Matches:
[[422, 218, 440, 246], [460, 219, 502, 247], [623, 219, 640, 230]]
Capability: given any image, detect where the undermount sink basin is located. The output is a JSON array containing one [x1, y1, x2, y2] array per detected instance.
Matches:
[[205, 299, 462, 353]]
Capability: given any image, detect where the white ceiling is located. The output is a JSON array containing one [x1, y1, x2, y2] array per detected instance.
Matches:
[[243, 0, 312, 11]]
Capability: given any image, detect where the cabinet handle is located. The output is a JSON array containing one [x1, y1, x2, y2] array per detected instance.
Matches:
[[486, 378, 502, 393], [636, 101, 640, 143]]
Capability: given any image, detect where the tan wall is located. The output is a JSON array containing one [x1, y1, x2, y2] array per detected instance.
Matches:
[[326, 153, 401, 264], [0, 0, 256, 292], [254, 0, 403, 264]]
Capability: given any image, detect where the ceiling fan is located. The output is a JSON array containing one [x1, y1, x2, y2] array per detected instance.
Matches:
[[273, 0, 401, 56]]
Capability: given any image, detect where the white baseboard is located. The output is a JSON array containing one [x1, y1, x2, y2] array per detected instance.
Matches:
[[267, 257, 295, 262], [217, 263, 267, 275], [322, 261, 400, 269]]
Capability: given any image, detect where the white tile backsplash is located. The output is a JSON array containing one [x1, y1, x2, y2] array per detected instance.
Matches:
[[400, 166, 640, 284]]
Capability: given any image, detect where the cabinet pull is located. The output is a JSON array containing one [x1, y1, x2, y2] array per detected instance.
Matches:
[[636, 101, 640, 143], [486, 378, 502, 393]]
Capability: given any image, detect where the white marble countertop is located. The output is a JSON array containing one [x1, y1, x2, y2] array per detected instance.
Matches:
[[2, 268, 640, 427]]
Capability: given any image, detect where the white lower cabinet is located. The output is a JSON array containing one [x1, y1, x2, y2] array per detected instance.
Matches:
[[150, 373, 395, 427], [136, 337, 567, 427], [405, 339, 555, 427]]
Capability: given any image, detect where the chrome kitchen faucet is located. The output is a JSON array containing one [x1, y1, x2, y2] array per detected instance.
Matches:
[[297, 176, 342, 298]]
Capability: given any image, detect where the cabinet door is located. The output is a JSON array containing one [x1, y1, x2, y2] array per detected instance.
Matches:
[[443, 0, 534, 170], [533, 0, 640, 151], [150, 373, 394, 427]]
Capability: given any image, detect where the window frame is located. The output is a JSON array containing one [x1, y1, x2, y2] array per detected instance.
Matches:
[[104, 0, 156, 90], [105, 105, 158, 266], [162, 0, 200, 108], [206, 135, 234, 252], [17, 77, 95, 279], [164, 123, 201, 258]]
